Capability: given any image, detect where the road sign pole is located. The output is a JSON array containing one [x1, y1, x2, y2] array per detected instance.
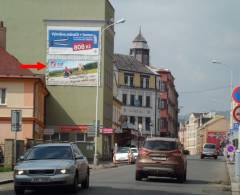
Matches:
[[14, 131, 17, 166]]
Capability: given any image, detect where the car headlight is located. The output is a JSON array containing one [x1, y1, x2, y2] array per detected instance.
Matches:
[[56, 169, 70, 174], [14, 170, 25, 175]]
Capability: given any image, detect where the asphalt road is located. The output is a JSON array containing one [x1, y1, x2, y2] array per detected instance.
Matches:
[[0, 156, 231, 195]]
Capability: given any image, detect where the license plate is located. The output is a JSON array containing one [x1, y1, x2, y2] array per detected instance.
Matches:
[[31, 177, 50, 183], [152, 157, 167, 161]]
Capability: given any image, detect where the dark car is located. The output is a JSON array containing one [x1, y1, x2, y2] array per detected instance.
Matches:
[[135, 137, 187, 183]]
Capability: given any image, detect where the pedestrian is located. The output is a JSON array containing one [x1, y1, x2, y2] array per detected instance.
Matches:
[[113, 143, 118, 165], [128, 148, 132, 164]]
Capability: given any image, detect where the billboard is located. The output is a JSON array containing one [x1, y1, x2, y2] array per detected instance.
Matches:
[[46, 26, 101, 86], [47, 26, 100, 55], [46, 59, 98, 86]]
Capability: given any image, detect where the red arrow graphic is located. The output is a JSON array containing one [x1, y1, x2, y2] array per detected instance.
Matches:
[[20, 62, 46, 70]]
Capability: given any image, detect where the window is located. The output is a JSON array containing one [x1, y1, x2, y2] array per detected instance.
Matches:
[[130, 116, 135, 125], [140, 76, 149, 88], [159, 100, 167, 109], [124, 73, 134, 87], [60, 133, 69, 141], [140, 77, 144, 88], [160, 118, 168, 129], [0, 88, 6, 104], [138, 117, 142, 125], [122, 94, 127, 105], [130, 95, 135, 106], [76, 133, 85, 141], [138, 95, 142, 107], [146, 96, 151, 107], [159, 80, 167, 92], [145, 77, 149, 88], [145, 117, 151, 131]]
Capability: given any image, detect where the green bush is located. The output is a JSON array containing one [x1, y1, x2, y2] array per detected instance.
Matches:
[[0, 167, 12, 172]]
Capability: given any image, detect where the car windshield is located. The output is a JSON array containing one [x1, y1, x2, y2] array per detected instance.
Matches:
[[143, 140, 177, 151], [26, 146, 73, 160], [204, 144, 216, 149], [117, 147, 129, 153], [131, 148, 138, 153]]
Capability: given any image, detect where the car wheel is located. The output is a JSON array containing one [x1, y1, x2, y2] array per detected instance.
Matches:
[[81, 170, 89, 189], [214, 156, 218, 159], [14, 186, 25, 195], [70, 174, 78, 193], [177, 173, 185, 183], [135, 171, 143, 181]]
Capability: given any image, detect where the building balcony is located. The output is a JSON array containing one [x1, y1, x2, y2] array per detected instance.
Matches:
[[160, 109, 168, 117]]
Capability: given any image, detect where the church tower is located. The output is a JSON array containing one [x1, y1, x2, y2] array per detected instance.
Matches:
[[130, 28, 150, 66]]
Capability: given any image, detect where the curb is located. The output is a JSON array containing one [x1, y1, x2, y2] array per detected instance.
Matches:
[[226, 161, 240, 195], [0, 179, 13, 185]]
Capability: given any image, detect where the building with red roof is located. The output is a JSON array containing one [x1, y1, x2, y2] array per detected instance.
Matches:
[[0, 22, 48, 161]]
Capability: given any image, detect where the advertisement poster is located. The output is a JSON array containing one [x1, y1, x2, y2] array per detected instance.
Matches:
[[47, 26, 100, 55], [46, 26, 101, 86], [46, 59, 98, 86]]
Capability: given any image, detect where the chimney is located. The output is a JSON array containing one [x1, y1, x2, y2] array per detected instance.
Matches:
[[0, 21, 6, 50]]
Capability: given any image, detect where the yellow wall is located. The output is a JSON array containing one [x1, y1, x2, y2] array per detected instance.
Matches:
[[0, 79, 34, 117], [0, 78, 47, 144], [118, 70, 155, 89], [118, 71, 124, 86], [134, 73, 140, 87], [149, 76, 155, 89]]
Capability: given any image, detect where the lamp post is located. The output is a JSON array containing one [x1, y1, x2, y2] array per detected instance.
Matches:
[[212, 60, 233, 127], [138, 123, 143, 149], [93, 18, 125, 167]]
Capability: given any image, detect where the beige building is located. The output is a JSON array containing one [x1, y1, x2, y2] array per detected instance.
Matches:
[[185, 113, 214, 155], [0, 22, 48, 147], [197, 116, 229, 153]]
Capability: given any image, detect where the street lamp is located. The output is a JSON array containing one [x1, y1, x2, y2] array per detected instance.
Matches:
[[94, 18, 126, 167], [138, 123, 143, 149], [211, 60, 233, 127]]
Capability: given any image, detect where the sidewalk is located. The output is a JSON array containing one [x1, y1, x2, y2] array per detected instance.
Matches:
[[0, 171, 13, 184], [226, 161, 240, 195], [0, 161, 116, 185]]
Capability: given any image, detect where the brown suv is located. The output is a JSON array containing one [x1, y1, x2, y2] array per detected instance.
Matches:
[[135, 137, 187, 182]]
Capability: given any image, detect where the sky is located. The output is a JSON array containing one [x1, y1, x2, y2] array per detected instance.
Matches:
[[110, 0, 240, 115]]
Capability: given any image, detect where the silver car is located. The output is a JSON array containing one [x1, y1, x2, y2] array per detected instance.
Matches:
[[14, 143, 89, 195], [201, 143, 218, 159]]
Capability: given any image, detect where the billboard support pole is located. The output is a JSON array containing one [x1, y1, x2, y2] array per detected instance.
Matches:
[[93, 19, 125, 167]]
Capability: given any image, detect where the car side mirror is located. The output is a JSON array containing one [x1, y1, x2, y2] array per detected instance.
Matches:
[[183, 150, 189, 155], [19, 155, 25, 161]]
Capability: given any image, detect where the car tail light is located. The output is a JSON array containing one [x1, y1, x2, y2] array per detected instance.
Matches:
[[139, 148, 151, 158], [170, 149, 182, 157]]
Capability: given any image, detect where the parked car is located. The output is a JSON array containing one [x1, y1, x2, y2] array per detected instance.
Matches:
[[14, 143, 89, 195], [113, 147, 134, 164], [135, 137, 187, 183], [131, 147, 139, 160], [201, 143, 218, 159]]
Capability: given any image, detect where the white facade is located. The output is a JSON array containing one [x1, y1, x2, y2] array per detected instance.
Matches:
[[117, 87, 159, 137]]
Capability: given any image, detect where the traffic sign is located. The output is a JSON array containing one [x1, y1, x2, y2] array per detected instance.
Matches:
[[233, 123, 240, 130], [232, 86, 240, 103], [227, 144, 236, 153], [11, 110, 22, 132], [233, 106, 240, 123]]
